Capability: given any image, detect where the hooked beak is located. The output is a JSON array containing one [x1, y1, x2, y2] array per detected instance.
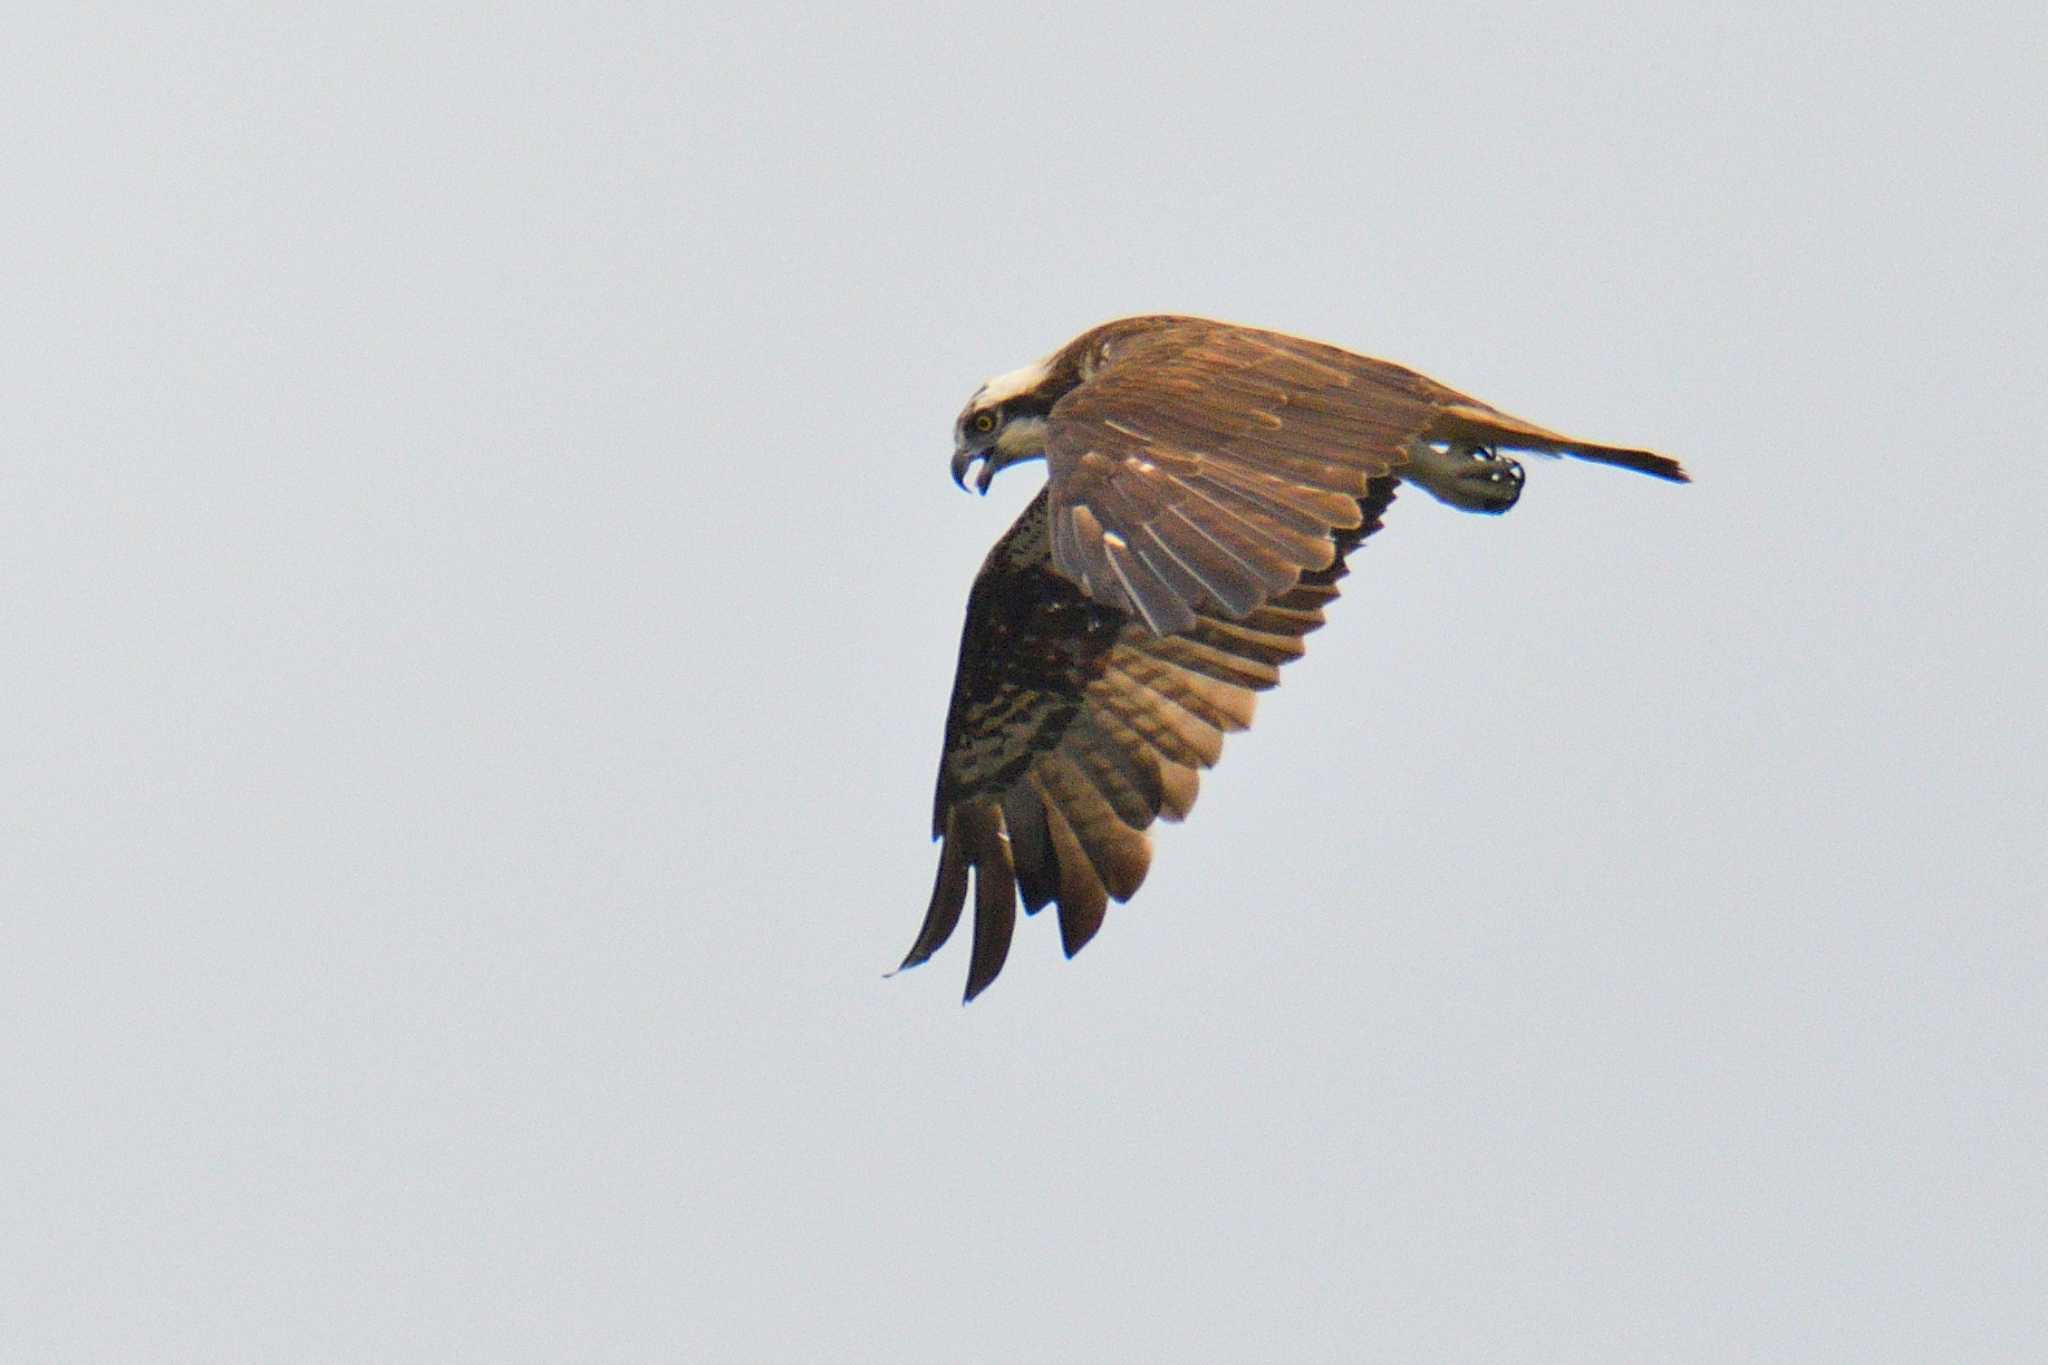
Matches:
[[950, 445, 997, 495]]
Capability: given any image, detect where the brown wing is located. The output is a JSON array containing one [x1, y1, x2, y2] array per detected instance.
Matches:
[[1040, 320, 1435, 634], [901, 479, 1398, 1001], [1041, 317, 1683, 632]]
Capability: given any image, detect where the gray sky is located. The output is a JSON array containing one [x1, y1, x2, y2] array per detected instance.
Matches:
[[6, 4, 2044, 1361]]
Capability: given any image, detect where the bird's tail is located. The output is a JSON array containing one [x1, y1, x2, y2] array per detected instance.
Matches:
[[1427, 402, 1689, 483]]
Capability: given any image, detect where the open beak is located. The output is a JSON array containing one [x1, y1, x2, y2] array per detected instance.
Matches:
[[950, 446, 997, 495]]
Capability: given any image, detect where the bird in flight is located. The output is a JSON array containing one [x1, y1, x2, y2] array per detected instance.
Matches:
[[901, 315, 1686, 1000]]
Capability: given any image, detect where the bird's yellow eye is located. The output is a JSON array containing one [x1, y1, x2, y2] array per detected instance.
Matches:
[[974, 413, 996, 433]]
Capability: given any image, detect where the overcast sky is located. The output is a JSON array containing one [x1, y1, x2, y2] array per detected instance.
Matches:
[[5, 5, 2044, 1361]]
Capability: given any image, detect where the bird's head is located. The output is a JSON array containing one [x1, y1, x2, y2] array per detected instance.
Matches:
[[951, 359, 1058, 494]]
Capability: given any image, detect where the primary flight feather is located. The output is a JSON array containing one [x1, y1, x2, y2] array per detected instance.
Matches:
[[905, 315, 1686, 1000]]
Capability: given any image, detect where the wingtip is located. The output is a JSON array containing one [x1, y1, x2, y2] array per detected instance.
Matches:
[[962, 962, 1000, 1003], [970, 949, 1011, 1002]]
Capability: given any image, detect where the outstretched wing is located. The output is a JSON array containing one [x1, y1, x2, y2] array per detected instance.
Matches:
[[1042, 318, 1681, 632], [901, 479, 1398, 1001]]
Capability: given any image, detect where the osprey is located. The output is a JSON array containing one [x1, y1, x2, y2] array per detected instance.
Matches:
[[903, 315, 1686, 1000]]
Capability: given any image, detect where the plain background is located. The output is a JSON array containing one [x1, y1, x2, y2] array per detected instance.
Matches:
[[6, 4, 2044, 1361]]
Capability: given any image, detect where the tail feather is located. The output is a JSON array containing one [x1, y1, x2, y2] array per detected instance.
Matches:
[[1430, 402, 1688, 483]]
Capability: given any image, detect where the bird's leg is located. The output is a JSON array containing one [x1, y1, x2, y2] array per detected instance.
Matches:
[[1401, 438, 1525, 514]]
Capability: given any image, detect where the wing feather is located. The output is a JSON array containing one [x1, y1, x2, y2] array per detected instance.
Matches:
[[1173, 472, 1340, 566], [1105, 650, 1258, 734], [1130, 532, 1212, 632], [1101, 532, 1189, 637], [898, 808, 969, 973], [1155, 758, 1201, 822], [1000, 784, 1058, 914], [1146, 634, 1285, 689], [1150, 510, 1271, 616], [962, 804, 1017, 1001], [1195, 459, 1366, 535], [909, 479, 1399, 998], [1087, 671, 1226, 769], [1160, 481, 1316, 580], [1059, 712, 1166, 826], [1033, 750, 1152, 901], [1040, 316, 1679, 625], [1037, 786, 1109, 957]]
